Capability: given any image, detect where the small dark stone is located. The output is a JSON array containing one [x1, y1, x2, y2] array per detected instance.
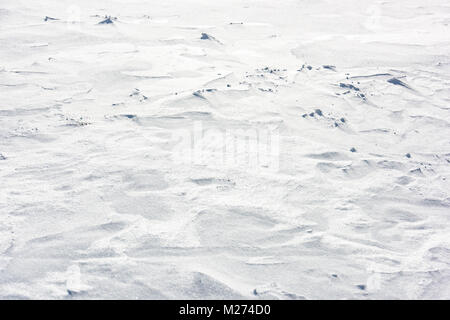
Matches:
[[0, 154, 6, 160], [323, 65, 336, 71], [193, 91, 206, 99], [410, 168, 423, 175], [309, 112, 315, 117], [315, 109, 323, 116], [405, 153, 411, 158], [98, 16, 114, 24], [302, 114, 307, 118], [387, 77, 410, 89], [357, 285, 366, 290], [339, 83, 360, 91], [350, 147, 357, 152], [340, 118, 346, 123]]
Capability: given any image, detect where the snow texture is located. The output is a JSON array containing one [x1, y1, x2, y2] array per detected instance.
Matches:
[[1, 0, 450, 299]]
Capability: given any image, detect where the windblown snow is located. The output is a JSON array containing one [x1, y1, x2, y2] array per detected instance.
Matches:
[[1, 0, 450, 299]]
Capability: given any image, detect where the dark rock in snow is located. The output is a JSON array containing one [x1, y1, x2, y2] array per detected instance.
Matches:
[[410, 168, 424, 176], [350, 147, 357, 152], [315, 109, 323, 116], [98, 16, 115, 24], [339, 83, 360, 91], [200, 33, 222, 44], [0, 153, 6, 160], [387, 77, 410, 89], [323, 65, 336, 71], [193, 91, 206, 99], [201, 33, 211, 40], [44, 16, 58, 21], [357, 284, 366, 290], [406, 153, 411, 158]]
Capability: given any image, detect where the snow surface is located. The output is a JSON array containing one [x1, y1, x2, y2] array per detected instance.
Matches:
[[1, 0, 450, 299]]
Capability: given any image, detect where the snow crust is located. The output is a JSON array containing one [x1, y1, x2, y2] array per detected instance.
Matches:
[[1, 0, 450, 299]]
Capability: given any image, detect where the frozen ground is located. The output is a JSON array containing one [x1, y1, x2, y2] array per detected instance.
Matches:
[[1, 0, 450, 299]]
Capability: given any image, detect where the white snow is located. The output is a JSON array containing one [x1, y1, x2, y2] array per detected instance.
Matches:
[[1, 0, 450, 299]]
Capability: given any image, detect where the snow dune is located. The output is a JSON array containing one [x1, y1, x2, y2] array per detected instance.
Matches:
[[1, 0, 450, 299]]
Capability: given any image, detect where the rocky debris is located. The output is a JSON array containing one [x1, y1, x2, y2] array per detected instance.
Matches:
[[356, 284, 366, 291], [200, 33, 211, 40], [129, 88, 148, 102], [98, 16, 117, 24], [322, 65, 336, 71], [297, 64, 313, 71], [200, 33, 222, 43], [339, 83, 360, 91], [44, 16, 58, 21], [64, 117, 90, 127], [192, 88, 217, 99], [339, 82, 367, 100], [387, 77, 411, 89]]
